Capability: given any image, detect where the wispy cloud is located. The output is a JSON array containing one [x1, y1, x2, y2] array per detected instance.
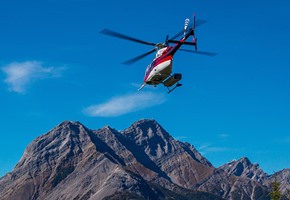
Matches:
[[1, 61, 64, 94], [130, 82, 142, 88], [198, 144, 230, 155], [218, 133, 229, 139], [174, 136, 188, 141], [83, 92, 166, 117]]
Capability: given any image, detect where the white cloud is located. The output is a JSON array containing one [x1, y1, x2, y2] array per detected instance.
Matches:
[[83, 92, 166, 117], [174, 136, 188, 141], [198, 144, 211, 150], [218, 133, 229, 139], [198, 144, 230, 155], [130, 82, 142, 88], [1, 61, 64, 94]]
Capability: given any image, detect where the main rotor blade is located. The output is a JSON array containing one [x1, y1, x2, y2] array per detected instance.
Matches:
[[123, 48, 156, 65], [180, 49, 217, 57], [195, 19, 207, 28], [100, 29, 156, 46], [170, 30, 184, 40]]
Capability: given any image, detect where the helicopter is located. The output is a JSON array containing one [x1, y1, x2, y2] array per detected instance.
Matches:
[[100, 15, 216, 93]]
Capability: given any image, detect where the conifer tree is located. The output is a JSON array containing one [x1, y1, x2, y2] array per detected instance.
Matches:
[[270, 176, 282, 200]]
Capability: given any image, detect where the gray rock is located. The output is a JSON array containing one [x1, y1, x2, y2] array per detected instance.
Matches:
[[219, 157, 268, 184], [268, 169, 290, 196]]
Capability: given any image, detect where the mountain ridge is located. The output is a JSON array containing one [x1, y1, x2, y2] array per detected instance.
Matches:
[[0, 119, 289, 200]]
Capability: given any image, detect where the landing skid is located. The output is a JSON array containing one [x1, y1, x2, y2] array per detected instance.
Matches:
[[167, 83, 182, 93]]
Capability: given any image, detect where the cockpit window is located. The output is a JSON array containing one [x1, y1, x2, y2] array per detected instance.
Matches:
[[156, 48, 166, 58], [145, 65, 150, 76], [145, 63, 154, 77]]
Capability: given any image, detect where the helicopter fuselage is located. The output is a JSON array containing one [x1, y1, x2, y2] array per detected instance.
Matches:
[[144, 47, 173, 85], [143, 32, 193, 87]]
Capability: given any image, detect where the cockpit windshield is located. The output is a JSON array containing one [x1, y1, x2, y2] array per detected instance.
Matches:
[[145, 64, 150, 76], [145, 63, 154, 78], [155, 48, 166, 58]]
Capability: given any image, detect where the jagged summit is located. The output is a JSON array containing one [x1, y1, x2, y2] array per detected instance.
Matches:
[[44, 120, 90, 140], [238, 156, 252, 166], [56, 120, 85, 128], [125, 118, 163, 131], [221, 157, 252, 172], [133, 118, 158, 124], [270, 169, 290, 195], [219, 156, 268, 184], [123, 118, 171, 141]]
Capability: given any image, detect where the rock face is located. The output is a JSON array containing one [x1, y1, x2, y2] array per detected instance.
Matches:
[[0, 119, 288, 200], [217, 157, 290, 199], [269, 169, 290, 196], [196, 168, 269, 200], [219, 157, 268, 184], [121, 119, 214, 188]]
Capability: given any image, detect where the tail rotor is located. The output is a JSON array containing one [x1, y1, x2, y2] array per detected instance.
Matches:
[[193, 14, 196, 30], [193, 14, 198, 50]]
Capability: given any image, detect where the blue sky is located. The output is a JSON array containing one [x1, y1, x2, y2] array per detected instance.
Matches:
[[1, 0, 290, 176]]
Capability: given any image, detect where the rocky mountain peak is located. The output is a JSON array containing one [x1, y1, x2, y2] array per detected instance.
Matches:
[[131, 118, 159, 126], [121, 119, 174, 159], [278, 169, 290, 177], [57, 120, 80, 126], [55, 120, 88, 133], [125, 118, 164, 132], [270, 169, 290, 195], [15, 121, 92, 173], [219, 156, 268, 184], [123, 119, 171, 144], [238, 156, 251, 166]]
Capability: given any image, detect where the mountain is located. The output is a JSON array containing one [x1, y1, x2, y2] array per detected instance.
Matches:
[[0, 120, 221, 200], [270, 169, 290, 196], [205, 157, 270, 200], [219, 157, 268, 184], [196, 168, 270, 200], [218, 157, 290, 199], [0, 119, 288, 199]]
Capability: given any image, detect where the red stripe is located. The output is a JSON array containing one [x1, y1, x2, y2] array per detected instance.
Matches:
[[154, 55, 172, 66], [144, 55, 172, 82]]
